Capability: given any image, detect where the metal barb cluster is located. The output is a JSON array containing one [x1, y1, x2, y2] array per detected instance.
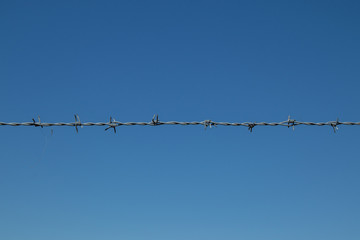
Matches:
[[248, 123, 256, 132], [287, 115, 296, 130], [1, 114, 360, 134], [330, 118, 340, 133], [74, 114, 81, 133], [105, 117, 117, 133], [151, 114, 160, 126], [203, 120, 216, 129], [32, 116, 43, 128]]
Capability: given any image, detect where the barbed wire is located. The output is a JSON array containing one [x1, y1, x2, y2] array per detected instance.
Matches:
[[1, 114, 360, 133]]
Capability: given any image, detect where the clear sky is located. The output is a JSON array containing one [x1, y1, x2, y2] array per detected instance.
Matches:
[[1, 1, 360, 239]]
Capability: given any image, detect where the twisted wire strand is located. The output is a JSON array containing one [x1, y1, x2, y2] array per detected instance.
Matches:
[[1, 115, 360, 133]]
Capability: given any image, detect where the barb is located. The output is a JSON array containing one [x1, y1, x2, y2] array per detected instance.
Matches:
[[32, 116, 43, 128], [203, 120, 216, 129], [248, 123, 256, 132], [74, 114, 81, 133], [330, 118, 340, 133], [287, 115, 296, 131], [105, 116, 117, 133], [151, 114, 160, 126], [1, 115, 360, 133]]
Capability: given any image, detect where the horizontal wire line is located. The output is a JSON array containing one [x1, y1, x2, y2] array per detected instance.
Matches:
[[1, 118, 360, 131]]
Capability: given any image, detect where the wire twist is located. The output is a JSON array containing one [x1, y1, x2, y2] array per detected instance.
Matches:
[[1, 114, 360, 134]]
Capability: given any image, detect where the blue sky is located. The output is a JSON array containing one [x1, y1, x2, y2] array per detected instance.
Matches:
[[1, 1, 360, 239]]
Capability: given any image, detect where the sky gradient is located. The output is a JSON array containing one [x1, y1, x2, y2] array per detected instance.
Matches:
[[1, 1, 360, 239]]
